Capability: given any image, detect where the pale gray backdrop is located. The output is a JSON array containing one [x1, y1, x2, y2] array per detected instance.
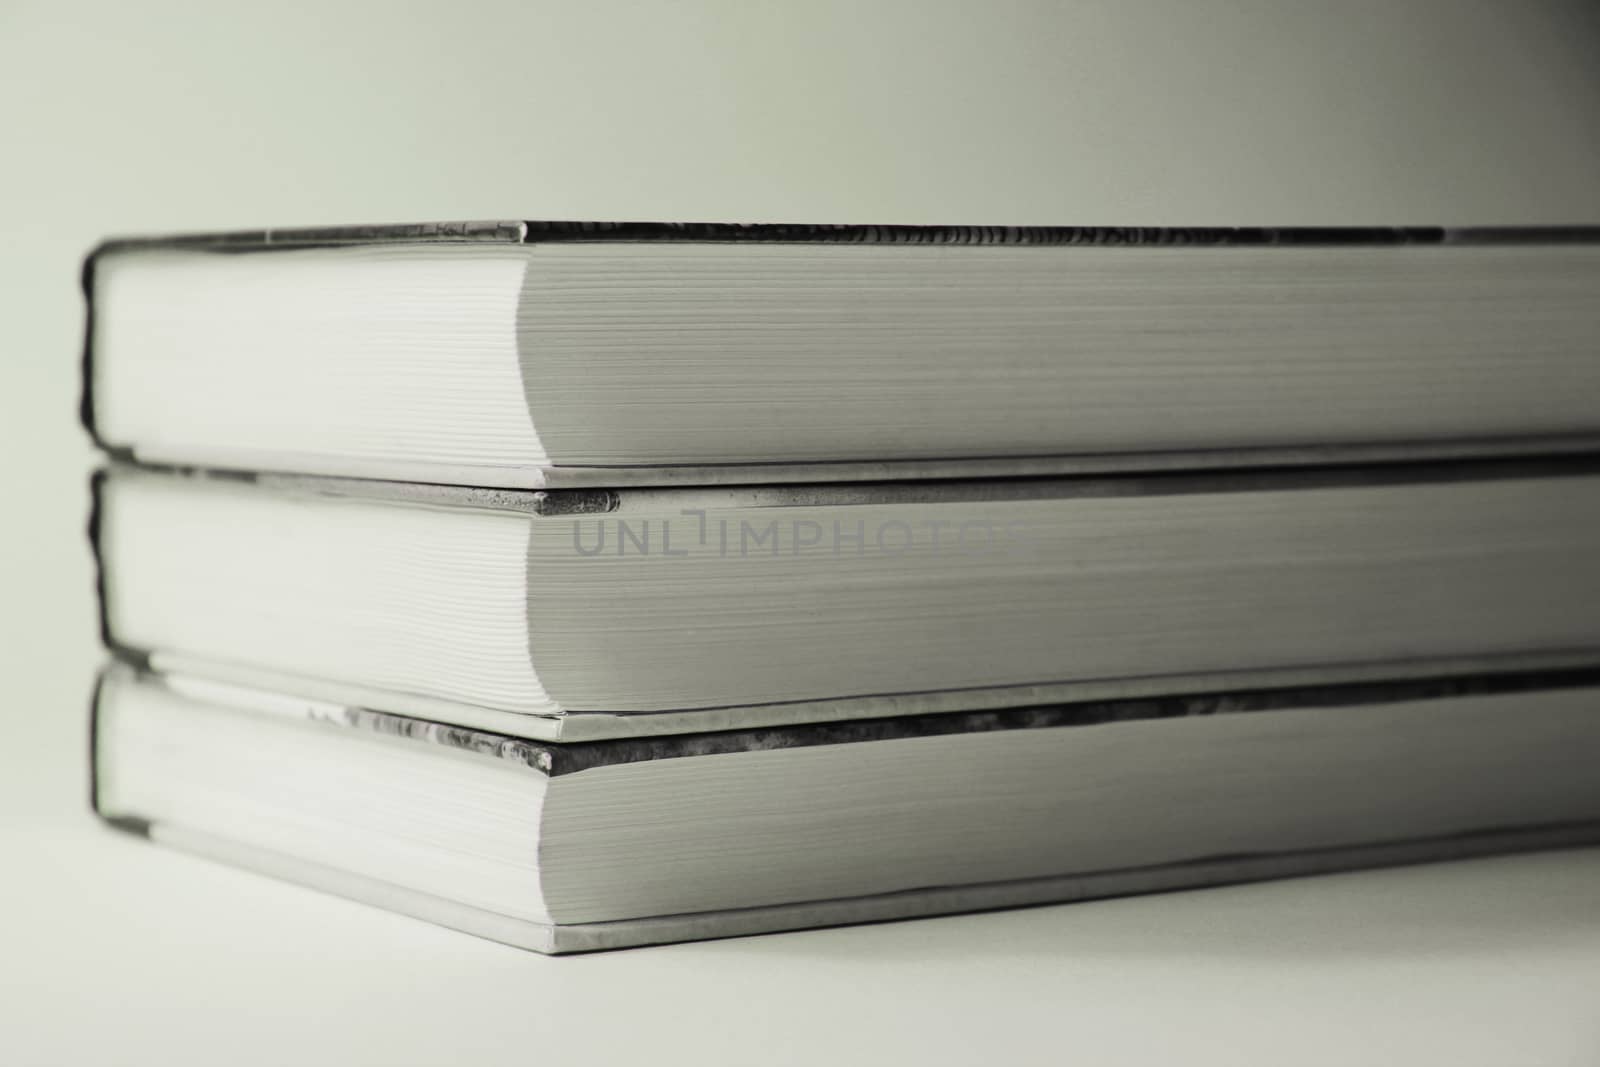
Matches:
[[3, 2, 1599, 1064]]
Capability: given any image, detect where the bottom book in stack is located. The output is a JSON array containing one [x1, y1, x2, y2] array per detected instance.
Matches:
[[92, 662, 1600, 954]]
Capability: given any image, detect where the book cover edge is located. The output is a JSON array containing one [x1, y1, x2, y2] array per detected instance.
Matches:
[[137, 817, 1600, 955], [86, 220, 1600, 254], [100, 452, 1600, 516], [115, 662, 1600, 778]]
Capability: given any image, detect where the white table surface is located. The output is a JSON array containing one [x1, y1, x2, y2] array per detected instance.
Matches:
[[6, 805, 1600, 1065]]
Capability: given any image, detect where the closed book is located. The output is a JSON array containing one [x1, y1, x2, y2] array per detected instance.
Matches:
[[94, 457, 1600, 740], [92, 664, 1600, 954], [82, 221, 1600, 488]]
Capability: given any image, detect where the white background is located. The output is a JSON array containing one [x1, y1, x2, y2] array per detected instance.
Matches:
[[2, 2, 1599, 1063]]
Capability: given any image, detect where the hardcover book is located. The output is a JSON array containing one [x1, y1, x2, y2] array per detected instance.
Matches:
[[94, 456, 1600, 740], [82, 221, 1600, 488], [92, 663, 1600, 954]]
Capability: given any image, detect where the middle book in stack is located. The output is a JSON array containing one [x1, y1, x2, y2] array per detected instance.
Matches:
[[95, 458, 1600, 740], [84, 222, 1600, 952]]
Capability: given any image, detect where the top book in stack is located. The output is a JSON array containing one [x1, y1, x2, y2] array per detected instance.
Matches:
[[82, 221, 1600, 488]]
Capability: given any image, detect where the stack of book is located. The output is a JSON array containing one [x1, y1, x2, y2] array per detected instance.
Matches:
[[83, 221, 1600, 953]]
